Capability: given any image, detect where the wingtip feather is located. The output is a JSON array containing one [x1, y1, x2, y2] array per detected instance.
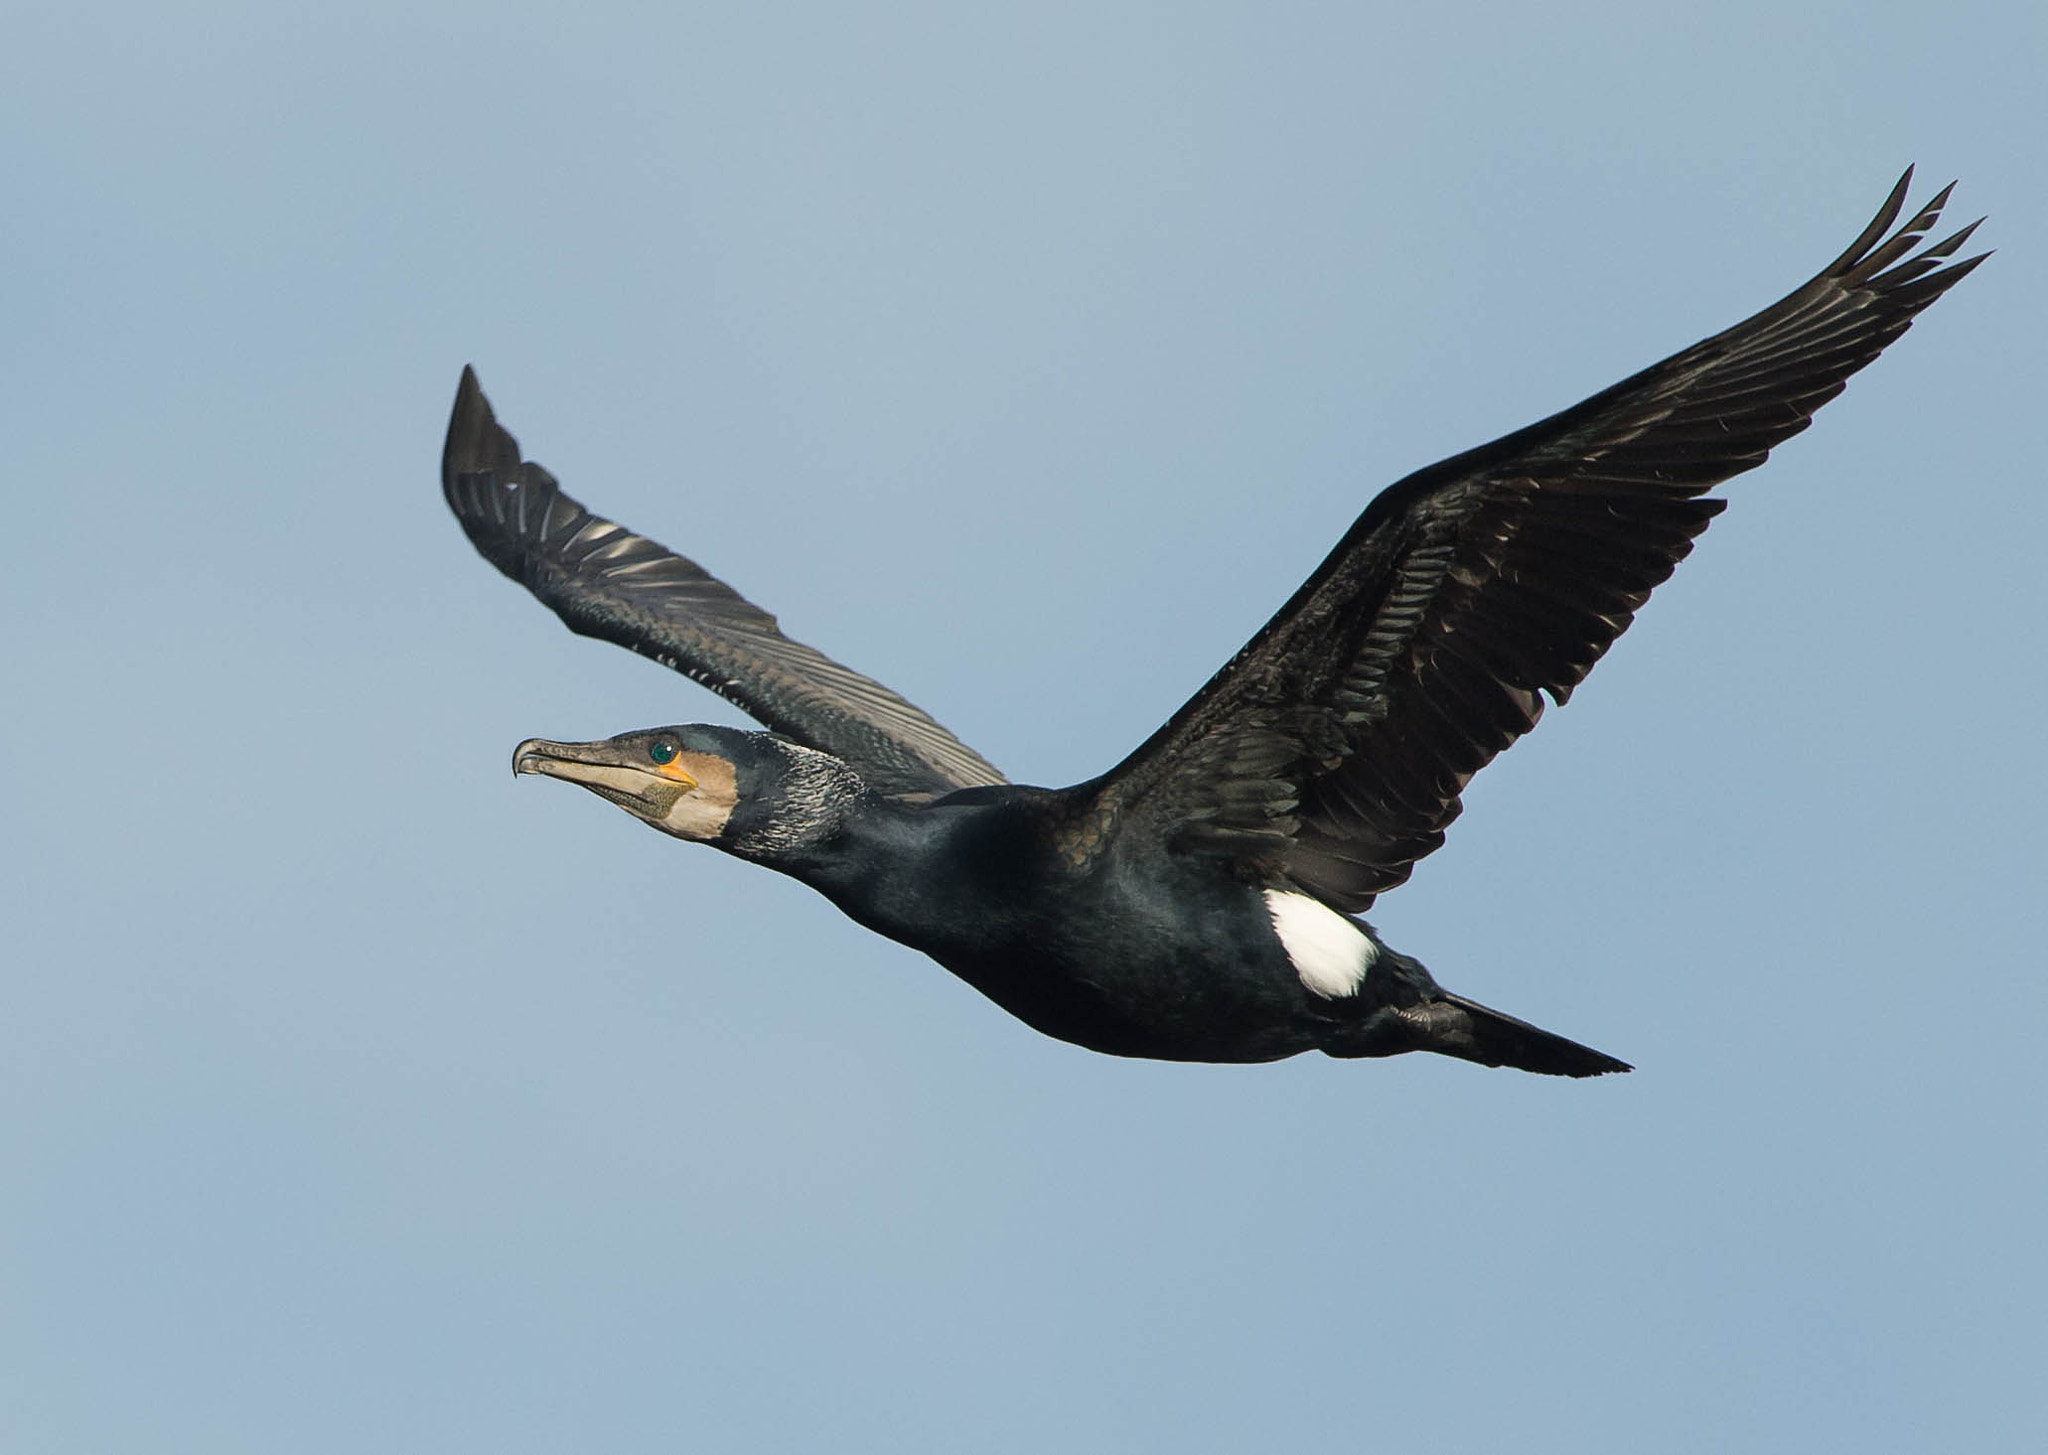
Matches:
[[1825, 168, 1916, 275], [442, 364, 523, 489]]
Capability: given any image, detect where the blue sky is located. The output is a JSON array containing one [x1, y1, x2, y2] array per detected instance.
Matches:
[[4, 3, 2043, 1451]]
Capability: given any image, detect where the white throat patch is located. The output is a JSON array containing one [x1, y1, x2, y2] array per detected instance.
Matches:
[[1263, 889, 1378, 999]]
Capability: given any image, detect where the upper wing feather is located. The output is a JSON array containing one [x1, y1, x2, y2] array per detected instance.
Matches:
[[442, 369, 1006, 799], [1073, 170, 1985, 909]]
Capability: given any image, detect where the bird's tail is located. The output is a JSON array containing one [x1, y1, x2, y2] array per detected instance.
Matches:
[[1327, 943, 1631, 1076], [1402, 992, 1632, 1077]]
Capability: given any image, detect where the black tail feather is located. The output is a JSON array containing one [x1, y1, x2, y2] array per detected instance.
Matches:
[[1410, 992, 1632, 1077], [1325, 943, 1631, 1076]]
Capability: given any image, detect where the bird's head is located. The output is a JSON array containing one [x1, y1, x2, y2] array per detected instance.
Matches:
[[511, 724, 864, 858]]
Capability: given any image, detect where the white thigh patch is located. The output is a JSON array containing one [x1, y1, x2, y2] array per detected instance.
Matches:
[[1263, 889, 1378, 999]]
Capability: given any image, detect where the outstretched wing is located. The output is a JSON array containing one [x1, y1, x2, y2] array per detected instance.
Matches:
[[442, 368, 1006, 799], [1076, 171, 1985, 910]]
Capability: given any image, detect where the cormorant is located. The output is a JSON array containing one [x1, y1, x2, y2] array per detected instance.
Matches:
[[443, 172, 1983, 1075]]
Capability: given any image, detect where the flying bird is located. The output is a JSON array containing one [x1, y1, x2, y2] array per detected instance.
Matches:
[[443, 171, 1983, 1075]]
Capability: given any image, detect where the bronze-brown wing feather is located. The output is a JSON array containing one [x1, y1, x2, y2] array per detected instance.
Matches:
[[1076, 171, 1985, 910], [442, 369, 1006, 800]]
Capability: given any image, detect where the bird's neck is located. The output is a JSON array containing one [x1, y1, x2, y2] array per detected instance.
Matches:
[[718, 744, 874, 867], [760, 790, 1052, 961]]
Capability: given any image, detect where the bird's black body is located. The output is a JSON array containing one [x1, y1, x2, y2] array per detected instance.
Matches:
[[587, 725, 1612, 1070], [447, 173, 1985, 1075], [793, 784, 1326, 1063]]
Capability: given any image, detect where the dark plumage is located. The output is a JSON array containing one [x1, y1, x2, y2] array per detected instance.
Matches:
[[444, 172, 1984, 1074]]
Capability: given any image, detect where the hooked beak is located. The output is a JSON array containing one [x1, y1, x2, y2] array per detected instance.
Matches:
[[512, 737, 695, 816]]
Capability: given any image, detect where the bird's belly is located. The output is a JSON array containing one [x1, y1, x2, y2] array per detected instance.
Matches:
[[909, 897, 1328, 1064], [814, 831, 1344, 1062]]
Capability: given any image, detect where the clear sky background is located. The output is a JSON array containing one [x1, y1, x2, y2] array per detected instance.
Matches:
[[4, 4, 2043, 1451]]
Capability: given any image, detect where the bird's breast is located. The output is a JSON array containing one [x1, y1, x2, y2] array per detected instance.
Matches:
[[795, 800, 1351, 1061]]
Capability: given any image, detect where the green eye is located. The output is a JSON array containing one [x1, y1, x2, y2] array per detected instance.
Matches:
[[648, 738, 679, 765]]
